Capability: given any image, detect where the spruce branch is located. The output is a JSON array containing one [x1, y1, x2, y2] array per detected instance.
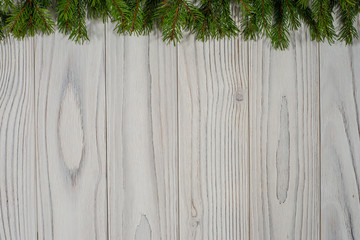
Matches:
[[271, 0, 290, 49], [88, 0, 109, 21], [142, 0, 160, 33], [5, 0, 55, 39], [0, 10, 8, 39], [312, 0, 337, 43], [295, 3, 320, 41], [1, 0, 14, 12], [258, 0, 272, 37], [194, 0, 228, 40], [234, 0, 252, 14], [283, 0, 300, 30], [127, 0, 145, 35], [57, 0, 88, 43], [218, 0, 239, 38], [337, 0, 359, 44], [157, 0, 200, 43], [241, 0, 259, 41], [107, 0, 130, 33]]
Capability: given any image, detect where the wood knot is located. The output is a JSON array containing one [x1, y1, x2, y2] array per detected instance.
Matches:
[[58, 84, 84, 178], [235, 92, 244, 102], [191, 219, 200, 228]]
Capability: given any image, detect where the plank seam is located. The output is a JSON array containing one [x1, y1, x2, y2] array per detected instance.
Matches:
[[318, 41, 321, 240], [33, 35, 39, 240], [247, 40, 250, 240], [176, 39, 180, 240], [104, 21, 110, 240]]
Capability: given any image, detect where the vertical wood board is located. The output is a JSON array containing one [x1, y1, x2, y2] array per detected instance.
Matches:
[[0, 38, 36, 240], [320, 39, 360, 240], [249, 29, 320, 240], [106, 24, 178, 240], [35, 22, 107, 240], [178, 35, 249, 240]]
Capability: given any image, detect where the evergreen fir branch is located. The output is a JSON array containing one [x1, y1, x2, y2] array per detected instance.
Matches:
[[7, 3, 26, 36], [194, 0, 238, 40], [194, 0, 223, 40], [131, 0, 141, 31], [257, 0, 272, 37], [337, 1, 359, 44], [297, 0, 307, 8], [241, 0, 259, 41], [88, 0, 109, 21], [179, 0, 197, 21], [141, 0, 160, 33], [234, 0, 252, 14], [295, 4, 320, 41], [72, 0, 88, 42], [40, 0, 53, 8], [219, 0, 239, 38], [283, 0, 300, 30], [5, 0, 55, 39], [312, 0, 337, 43], [0, 10, 8, 40], [1, 0, 14, 12], [158, 0, 181, 42], [339, 0, 356, 7], [271, 0, 290, 49], [178, 0, 201, 32], [57, 0, 88, 43], [57, 0, 76, 34], [107, 0, 130, 33], [127, 0, 145, 35], [32, 3, 55, 34], [157, 0, 201, 43]]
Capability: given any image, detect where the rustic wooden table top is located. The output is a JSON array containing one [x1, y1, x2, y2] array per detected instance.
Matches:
[[0, 21, 359, 240]]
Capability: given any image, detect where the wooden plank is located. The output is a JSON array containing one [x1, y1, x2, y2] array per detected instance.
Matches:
[[35, 22, 107, 239], [0, 38, 36, 240], [106, 25, 178, 240], [249, 29, 320, 240], [320, 39, 360, 239], [178, 35, 249, 239]]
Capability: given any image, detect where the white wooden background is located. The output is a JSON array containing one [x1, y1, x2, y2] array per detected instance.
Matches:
[[0, 18, 360, 240]]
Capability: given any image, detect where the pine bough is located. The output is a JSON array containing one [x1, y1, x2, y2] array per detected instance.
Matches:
[[0, 0, 359, 49]]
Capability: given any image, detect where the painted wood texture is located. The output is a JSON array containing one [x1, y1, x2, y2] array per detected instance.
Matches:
[[1, 23, 360, 240], [320, 40, 360, 239], [35, 22, 107, 239], [178, 36, 249, 240], [0, 38, 36, 240], [106, 24, 178, 240], [249, 29, 320, 240]]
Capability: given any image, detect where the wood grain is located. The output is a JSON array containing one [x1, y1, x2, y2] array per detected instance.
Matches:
[[178, 35, 249, 240], [35, 22, 107, 239], [320, 39, 360, 239], [106, 25, 178, 240], [249, 29, 320, 240], [0, 38, 36, 240]]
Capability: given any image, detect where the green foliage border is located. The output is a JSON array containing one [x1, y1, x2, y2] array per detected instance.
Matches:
[[0, 0, 359, 49]]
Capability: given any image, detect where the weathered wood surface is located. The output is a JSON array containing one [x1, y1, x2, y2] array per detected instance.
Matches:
[[35, 22, 107, 239], [320, 40, 360, 239], [1, 23, 360, 240], [249, 29, 320, 240], [0, 38, 36, 240], [178, 36, 249, 240], [106, 24, 178, 240]]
